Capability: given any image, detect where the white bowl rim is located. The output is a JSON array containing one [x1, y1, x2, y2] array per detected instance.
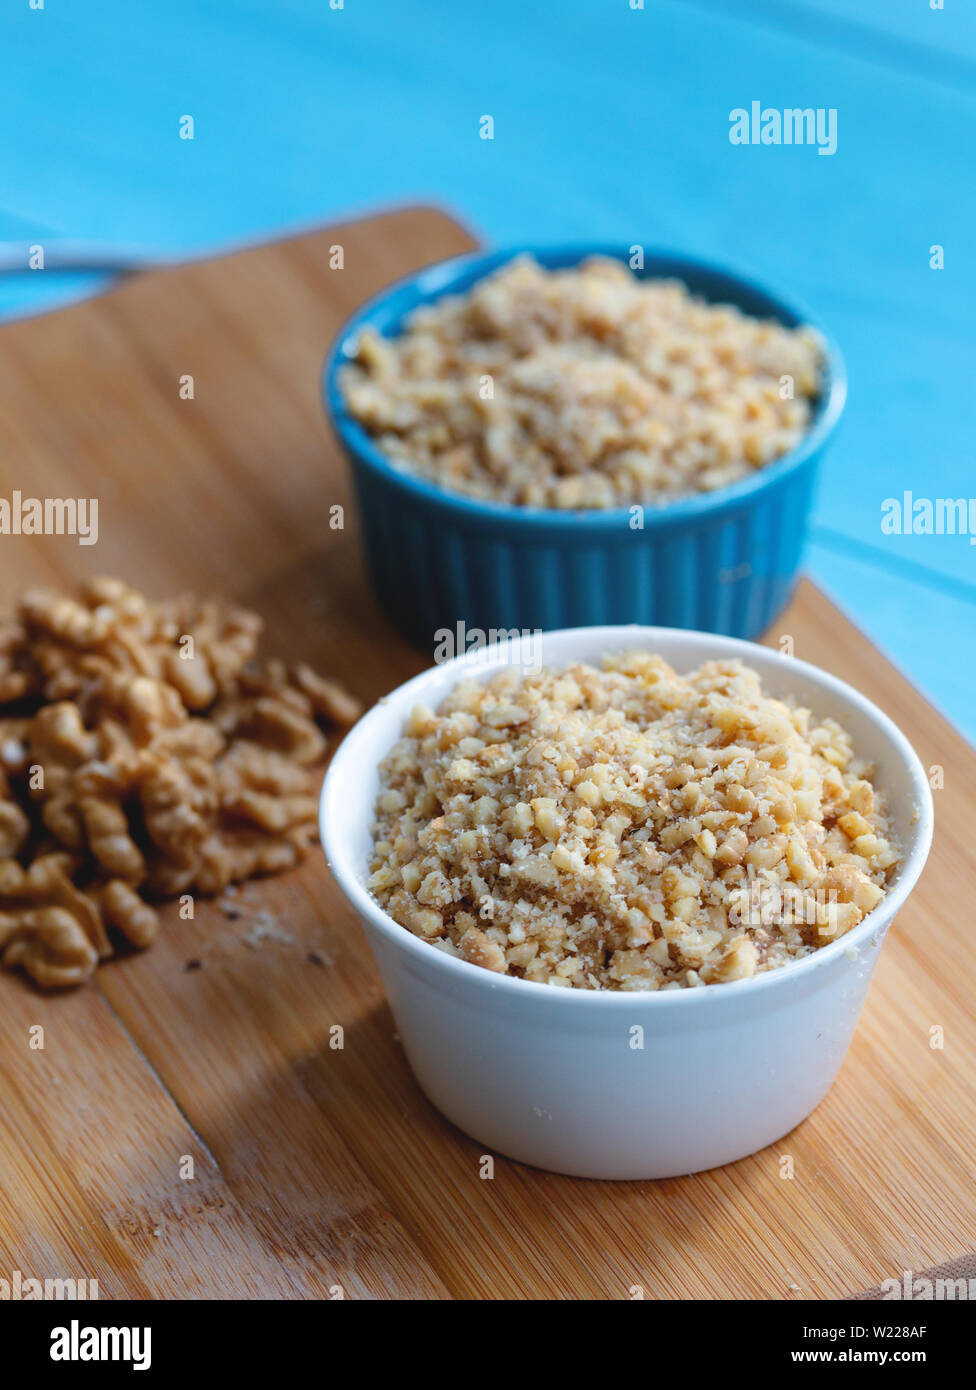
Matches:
[[319, 625, 935, 1007]]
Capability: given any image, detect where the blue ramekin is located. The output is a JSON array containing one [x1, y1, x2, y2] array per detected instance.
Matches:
[[323, 247, 846, 649]]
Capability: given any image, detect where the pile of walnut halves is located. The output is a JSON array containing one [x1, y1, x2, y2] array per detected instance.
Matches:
[[0, 577, 361, 988]]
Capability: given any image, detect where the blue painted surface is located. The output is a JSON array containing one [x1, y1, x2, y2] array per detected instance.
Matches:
[[1, 0, 972, 733]]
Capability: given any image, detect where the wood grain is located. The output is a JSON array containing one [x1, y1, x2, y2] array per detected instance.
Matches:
[[0, 208, 972, 1300]]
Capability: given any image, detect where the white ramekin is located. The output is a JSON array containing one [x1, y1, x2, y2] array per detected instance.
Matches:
[[319, 627, 934, 1180]]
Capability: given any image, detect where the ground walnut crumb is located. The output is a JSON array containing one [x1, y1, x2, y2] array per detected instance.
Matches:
[[368, 653, 900, 990], [0, 576, 361, 989], [341, 255, 823, 509]]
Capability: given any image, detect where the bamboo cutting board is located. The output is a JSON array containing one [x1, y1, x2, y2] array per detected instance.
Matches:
[[0, 208, 972, 1301]]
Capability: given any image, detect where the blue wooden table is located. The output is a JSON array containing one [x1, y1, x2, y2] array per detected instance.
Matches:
[[2, 0, 972, 734]]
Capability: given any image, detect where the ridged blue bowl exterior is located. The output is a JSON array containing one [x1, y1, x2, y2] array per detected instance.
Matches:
[[352, 453, 820, 646], [325, 246, 845, 649]]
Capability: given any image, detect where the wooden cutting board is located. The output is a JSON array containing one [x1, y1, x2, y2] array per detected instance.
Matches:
[[0, 208, 972, 1301]]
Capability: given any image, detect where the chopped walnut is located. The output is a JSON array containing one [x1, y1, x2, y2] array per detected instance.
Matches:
[[370, 653, 900, 990], [341, 255, 824, 510]]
